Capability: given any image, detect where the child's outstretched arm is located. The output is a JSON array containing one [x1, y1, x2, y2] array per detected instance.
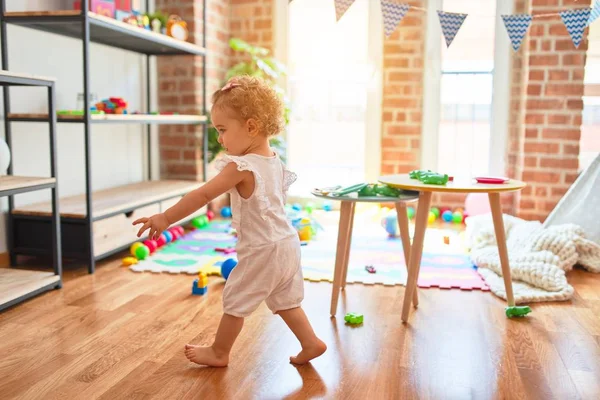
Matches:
[[133, 163, 251, 239]]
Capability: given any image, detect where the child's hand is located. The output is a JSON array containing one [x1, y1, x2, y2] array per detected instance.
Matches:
[[133, 213, 170, 240]]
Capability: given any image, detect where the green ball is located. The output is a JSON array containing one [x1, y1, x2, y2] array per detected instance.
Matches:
[[452, 211, 463, 224], [305, 203, 315, 214], [407, 207, 415, 219], [431, 207, 440, 218], [135, 244, 150, 260], [192, 215, 209, 229]]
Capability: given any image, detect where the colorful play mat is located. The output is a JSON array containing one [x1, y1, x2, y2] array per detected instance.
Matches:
[[130, 210, 489, 292]]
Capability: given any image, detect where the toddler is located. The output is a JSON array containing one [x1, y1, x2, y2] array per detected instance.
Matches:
[[133, 75, 326, 367]]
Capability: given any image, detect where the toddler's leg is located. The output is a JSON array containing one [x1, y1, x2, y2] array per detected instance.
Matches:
[[278, 307, 327, 365], [185, 313, 243, 367]]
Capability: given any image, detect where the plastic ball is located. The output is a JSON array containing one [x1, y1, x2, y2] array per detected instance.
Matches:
[[221, 206, 232, 218], [134, 244, 150, 260], [442, 210, 453, 222], [292, 203, 302, 211], [428, 211, 436, 224], [452, 211, 463, 224], [130, 242, 143, 256], [192, 215, 209, 229], [206, 210, 215, 221], [156, 235, 167, 247], [305, 203, 315, 214], [323, 201, 332, 212], [162, 231, 173, 243], [169, 230, 180, 241], [143, 239, 158, 254], [431, 207, 440, 218], [221, 258, 238, 280], [407, 207, 415, 219]]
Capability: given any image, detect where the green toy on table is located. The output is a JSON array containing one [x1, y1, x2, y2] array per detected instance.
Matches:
[[323, 183, 404, 198], [409, 169, 450, 185]]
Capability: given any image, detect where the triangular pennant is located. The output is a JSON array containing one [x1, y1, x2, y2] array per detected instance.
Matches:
[[560, 8, 592, 48], [437, 11, 467, 48], [588, 1, 600, 26], [501, 14, 532, 52], [334, 0, 356, 22], [380, 1, 410, 38]]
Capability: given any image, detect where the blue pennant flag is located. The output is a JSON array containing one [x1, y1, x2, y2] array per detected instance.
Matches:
[[501, 14, 532, 52], [380, 1, 410, 38], [588, 1, 600, 26], [560, 8, 592, 48], [334, 0, 356, 22], [437, 11, 468, 48]]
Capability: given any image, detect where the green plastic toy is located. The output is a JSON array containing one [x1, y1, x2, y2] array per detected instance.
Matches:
[[374, 184, 401, 197], [358, 184, 378, 197], [409, 169, 449, 185], [332, 183, 369, 196], [344, 312, 364, 325], [505, 305, 532, 318]]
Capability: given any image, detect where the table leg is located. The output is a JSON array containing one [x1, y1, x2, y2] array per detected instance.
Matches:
[[330, 201, 353, 316], [341, 202, 356, 289], [488, 193, 516, 307], [395, 202, 418, 307], [401, 191, 432, 323]]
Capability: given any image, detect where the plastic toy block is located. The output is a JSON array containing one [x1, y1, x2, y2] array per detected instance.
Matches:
[[192, 279, 208, 295], [344, 313, 364, 325]]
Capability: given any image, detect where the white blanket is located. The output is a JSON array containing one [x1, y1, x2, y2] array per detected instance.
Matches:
[[466, 214, 600, 304]]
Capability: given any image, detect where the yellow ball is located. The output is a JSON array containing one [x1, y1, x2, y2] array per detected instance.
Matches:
[[428, 211, 436, 224], [130, 242, 143, 256], [122, 256, 138, 266]]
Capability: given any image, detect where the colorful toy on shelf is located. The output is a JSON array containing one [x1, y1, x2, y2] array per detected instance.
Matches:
[[122, 256, 138, 266], [221, 258, 238, 280], [166, 15, 189, 41], [74, 0, 115, 18], [344, 312, 364, 325], [192, 271, 208, 295], [134, 244, 150, 260], [409, 169, 450, 185], [221, 206, 232, 218]]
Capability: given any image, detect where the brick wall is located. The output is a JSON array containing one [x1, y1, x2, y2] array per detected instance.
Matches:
[[156, 0, 231, 181], [230, 0, 274, 54], [381, 0, 426, 176], [510, 0, 591, 221]]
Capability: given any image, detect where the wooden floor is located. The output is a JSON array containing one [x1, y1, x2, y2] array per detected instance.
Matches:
[[0, 256, 599, 399]]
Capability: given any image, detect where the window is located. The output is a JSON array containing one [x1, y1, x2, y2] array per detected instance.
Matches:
[[422, 0, 510, 177], [284, 0, 382, 196]]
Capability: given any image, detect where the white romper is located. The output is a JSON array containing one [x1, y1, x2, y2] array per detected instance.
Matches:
[[215, 153, 304, 317]]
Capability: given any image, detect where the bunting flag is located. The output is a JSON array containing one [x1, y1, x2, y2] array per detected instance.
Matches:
[[334, 0, 356, 21], [501, 14, 532, 52], [380, 1, 410, 38], [437, 11, 468, 48], [560, 8, 592, 48], [588, 1, 600, 26]]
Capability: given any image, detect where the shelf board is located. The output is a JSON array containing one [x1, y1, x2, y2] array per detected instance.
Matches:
[[0, 268, 60, 310], [0, 176, 56, 196], [3, 10, 206, 56], [0, 70, 55, 87], [8, 113, 208, 125], [12, 179, 202, 219]]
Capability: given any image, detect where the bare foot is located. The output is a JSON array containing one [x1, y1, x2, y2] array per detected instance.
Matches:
[[184, 344, 229, 367], [290, 339, 327, 365]]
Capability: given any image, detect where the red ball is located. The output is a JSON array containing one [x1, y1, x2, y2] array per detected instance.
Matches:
[[170, 230, 180, 240], [206, 210, 215, 221], [156, 235, 167, 247], [174, 226, 185, 236], [143, 239, 158, 253]]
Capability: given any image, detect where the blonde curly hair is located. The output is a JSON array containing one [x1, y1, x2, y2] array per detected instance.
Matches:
[[211, 75, 285, 137]]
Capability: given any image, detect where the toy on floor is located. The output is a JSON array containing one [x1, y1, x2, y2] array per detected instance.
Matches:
[[122, 256, 138, 266], [344, 312, 364, 325], [216, 246, 235, 255], [221, 258, 238, 280], [206, 210, 215, 220], [192, 271, 208, 295], [505, 305, 532, 318], [365, 265, 376, 274], [221, 206, 232, 218], [135, 244, 150, 260], [128, 225, 185, 261], [143, 239, 158, 254], [323, 201, 332, 211], [191, 215, 209, 229]]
